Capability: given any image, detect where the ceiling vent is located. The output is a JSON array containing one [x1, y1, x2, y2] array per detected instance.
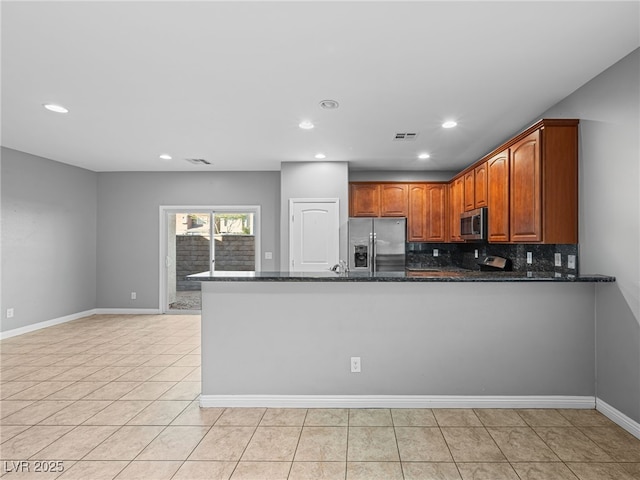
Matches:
[[185, 158, 211, 165], [394, 132, 418, 141], [319, 99, 339, 109]]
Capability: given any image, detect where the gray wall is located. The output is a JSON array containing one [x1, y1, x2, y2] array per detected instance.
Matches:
[[202, 281, 595, 397], [280, 162, 349, 270], [97, 171, 279, 309], [541, 48, 640, 423], [1, 147, 98, 332]]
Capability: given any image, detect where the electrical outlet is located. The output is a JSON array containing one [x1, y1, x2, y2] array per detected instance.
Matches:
[[568, 255, 576, 269], [264, 251, 273, 260], [350, 356, 361, 373], [131, 292, 137, 300], [6, 308, 14, 319], [433, 249, 439, 257], [554, 253, 562, 267], [526, 252, 533, 264], [474, 249, 479, 259]]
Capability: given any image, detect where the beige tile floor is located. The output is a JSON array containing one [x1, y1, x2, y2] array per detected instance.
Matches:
[[1, 314, 640, 479]]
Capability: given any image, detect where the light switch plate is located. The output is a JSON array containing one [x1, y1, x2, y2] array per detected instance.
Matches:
[[433, 249, 439, 257], [265, 251, 273, 260], [526, 252, 533, 264], [568, 255, 576, 269]]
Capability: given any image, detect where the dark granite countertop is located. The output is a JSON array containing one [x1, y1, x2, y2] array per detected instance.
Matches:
[[187, 269, 615, 283]]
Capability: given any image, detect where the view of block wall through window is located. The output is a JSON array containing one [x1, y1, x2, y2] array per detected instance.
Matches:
[[170, 212, 255, 310]]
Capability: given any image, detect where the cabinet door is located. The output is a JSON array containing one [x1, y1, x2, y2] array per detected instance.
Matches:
[[426, 184, 446, 242], [510, 130, 541, 242], [449, 176, 465, 242], [350, 184, 380, 217], [464, 171, 475, 211], [487, 151, 510, 242], [407, 184, 427, 242], [474, 162, 488, 207], [380, 183, 408, 216]]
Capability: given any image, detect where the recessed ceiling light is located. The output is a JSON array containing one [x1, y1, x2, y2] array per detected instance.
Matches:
[[314, 153, 326, 159], [442, 120, 457, 129], [299, 120, 315, 130], [159, 154, 172, 160], [319, 100, 339, 110], [418, 153, 430, 160], [43, 103, 69, 113]]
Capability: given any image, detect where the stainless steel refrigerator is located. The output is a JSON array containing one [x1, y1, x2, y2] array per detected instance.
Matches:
[[348, 217, 406, 272]]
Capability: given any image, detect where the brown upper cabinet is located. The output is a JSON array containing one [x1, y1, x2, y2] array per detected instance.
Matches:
[[349, 183, 380, 216], [474, 162, 488, 208], [407, 184, 428, 241], [460, 162, 487, 212], [510, 130, 541, 242], [464, 171, 475, 211], [487, 150, 510, 242], [349, 183, 407, 217], [510, 122, 578, 243], [380, 183, 408, 216], [449, 176, 465, 242], [408, 183, 447, 242], [485, 120, 578, 243], [425, 184, 447, 242]]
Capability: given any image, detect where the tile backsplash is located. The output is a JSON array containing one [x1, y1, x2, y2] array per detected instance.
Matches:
[[407, 242, 579, 274]]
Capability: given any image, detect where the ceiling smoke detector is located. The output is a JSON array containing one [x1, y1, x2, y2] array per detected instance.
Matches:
[[185, 158, 211, 165], [319, 99, 339, 110], [394, 132, 418, 141]]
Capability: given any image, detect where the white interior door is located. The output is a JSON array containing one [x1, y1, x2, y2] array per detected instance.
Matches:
[[289, 199, 339, 272]]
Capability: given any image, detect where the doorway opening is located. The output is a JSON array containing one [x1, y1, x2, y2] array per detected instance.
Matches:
[[160, 206, 261, 313]]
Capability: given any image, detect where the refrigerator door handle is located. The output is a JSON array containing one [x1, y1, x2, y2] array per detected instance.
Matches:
[[372, 232, 377, 273], [368, 232, 373, 273]]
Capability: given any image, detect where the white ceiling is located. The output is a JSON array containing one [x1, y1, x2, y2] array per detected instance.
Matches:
[[2, 1, 639, 173]]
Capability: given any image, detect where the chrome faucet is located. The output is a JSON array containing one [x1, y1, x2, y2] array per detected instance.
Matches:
[[330, 260, 349, 274]]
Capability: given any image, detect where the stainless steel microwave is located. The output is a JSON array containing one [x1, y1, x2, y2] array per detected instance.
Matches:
[[460, 207, 487, 241]]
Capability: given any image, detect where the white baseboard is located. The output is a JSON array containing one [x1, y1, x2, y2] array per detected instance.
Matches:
[[1, 308, 165, 339], [0, 309, 97, 340], [94, 308, 162, 315], [200, 394, 596, 409], [597, 397, 640, 439]]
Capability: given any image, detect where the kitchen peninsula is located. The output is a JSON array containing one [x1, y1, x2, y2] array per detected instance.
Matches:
[[193, 271, 614, 409], [193, 117, 617, 410]]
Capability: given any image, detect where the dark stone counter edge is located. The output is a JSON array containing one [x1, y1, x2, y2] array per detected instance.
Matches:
[[188, 271, 615, 283]]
